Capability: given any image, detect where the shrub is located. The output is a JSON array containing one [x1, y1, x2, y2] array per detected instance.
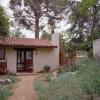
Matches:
[[45, 74, 52, 81], [35, 72, 85, 100], [44, 65, 50, 73], [7, 75, 18, 84], [77, 59, 100, 96], [0, 75, 17, 100], [0, 86, 12, 100], [35, 58, 100, 100]]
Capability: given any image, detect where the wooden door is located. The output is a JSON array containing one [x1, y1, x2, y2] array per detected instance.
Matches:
[[24, 51, 33, 71], [17, 50, 33, 72], [17, 50, 25, 72]]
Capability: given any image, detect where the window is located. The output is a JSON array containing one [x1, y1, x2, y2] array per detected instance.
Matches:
[[0, 48, 5, 60], [26, 51, 32, 60]]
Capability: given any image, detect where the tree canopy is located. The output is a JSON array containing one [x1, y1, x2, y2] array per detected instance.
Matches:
[[0, 6, 10, 37], [10, 28, 25, 38], [8, 0, 100, 47], [68, 0, 100, 42], [9, 0, 69, 38]]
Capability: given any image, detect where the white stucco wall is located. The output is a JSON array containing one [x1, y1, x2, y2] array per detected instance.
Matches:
[[93, 39, 100, 58], [5, 48, 17, 73], [4, 33, 59, 73], [33, 48, 59, 72], [33, 33, 59, 72]]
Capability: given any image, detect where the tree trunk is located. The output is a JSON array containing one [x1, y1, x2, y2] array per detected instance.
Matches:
[[35, 15, 39, 39]]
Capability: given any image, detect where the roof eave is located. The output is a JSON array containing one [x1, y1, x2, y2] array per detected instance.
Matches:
[[0, 44, 57, 48]]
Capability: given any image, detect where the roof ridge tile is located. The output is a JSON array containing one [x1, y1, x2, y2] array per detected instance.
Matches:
[[0, 37, 57, 48]]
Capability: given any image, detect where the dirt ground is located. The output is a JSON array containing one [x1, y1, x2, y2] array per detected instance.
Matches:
[[8, 75, 38, 100]]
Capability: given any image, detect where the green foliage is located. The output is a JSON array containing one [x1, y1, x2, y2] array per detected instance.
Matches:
[[0, 6, 10, 36], [41, 31, 51, 40], [0, 75, 17, 100], [77, 42, 89, 51], [10, 28, 25, 38], [7, 75, 18, 84], [79, 0, 96, 15], [35, 72, 85, 100], [68, 0, 100, 53], [35, 58, 100, 100], [60, 32, 70, 42], [53, 0, 69, 7], [60, 32, 73, 55], [89, 32, 100, 41], [45, 74, 52, 81], [0, 87, 11, 100], [77, 59, 100, 96]]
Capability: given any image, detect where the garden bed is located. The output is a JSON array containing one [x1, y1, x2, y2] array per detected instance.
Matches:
[[34, 58, 100, 100], [0, 75, 17, 100]]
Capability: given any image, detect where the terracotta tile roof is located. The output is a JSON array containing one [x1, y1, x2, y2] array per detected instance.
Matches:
[[0, 37, 57, 48]]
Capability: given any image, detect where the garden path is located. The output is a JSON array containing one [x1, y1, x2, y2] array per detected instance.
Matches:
[[8, 75, 37, 100]]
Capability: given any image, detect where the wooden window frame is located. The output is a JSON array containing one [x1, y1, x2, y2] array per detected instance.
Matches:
[[16, 49, 33, 72], [0, 48, 5, 60]]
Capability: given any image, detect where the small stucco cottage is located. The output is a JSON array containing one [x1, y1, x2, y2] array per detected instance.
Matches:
[[0, 33, 59, 74]]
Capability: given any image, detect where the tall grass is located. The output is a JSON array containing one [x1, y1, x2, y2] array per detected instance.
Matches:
[[0, 75, 17, 100], [35, 58, 100, 100], [77, 59, 100, 96], [0, 86, 11, 100]]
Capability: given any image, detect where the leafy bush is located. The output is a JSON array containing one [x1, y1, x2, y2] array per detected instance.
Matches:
[[45, 74, 52, 81], [77, 59, 100, 96], [7, 75, 18, 83], [0, 75, 17, 100], [35, 72, 85, 100], [35, 58, 100, 100], [0, 87, 11, 100], [77, 42, 89, 51], [44, 65, 50, 73]]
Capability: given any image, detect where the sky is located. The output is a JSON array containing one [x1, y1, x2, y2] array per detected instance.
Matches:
[[0, 0, 69, 38], [0, 0, 35, 38]]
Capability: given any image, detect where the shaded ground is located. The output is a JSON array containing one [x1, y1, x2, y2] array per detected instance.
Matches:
[[8, 75, 38, 100]]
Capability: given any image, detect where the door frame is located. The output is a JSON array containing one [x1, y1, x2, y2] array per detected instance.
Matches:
[[16, 49, 33, 72]]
